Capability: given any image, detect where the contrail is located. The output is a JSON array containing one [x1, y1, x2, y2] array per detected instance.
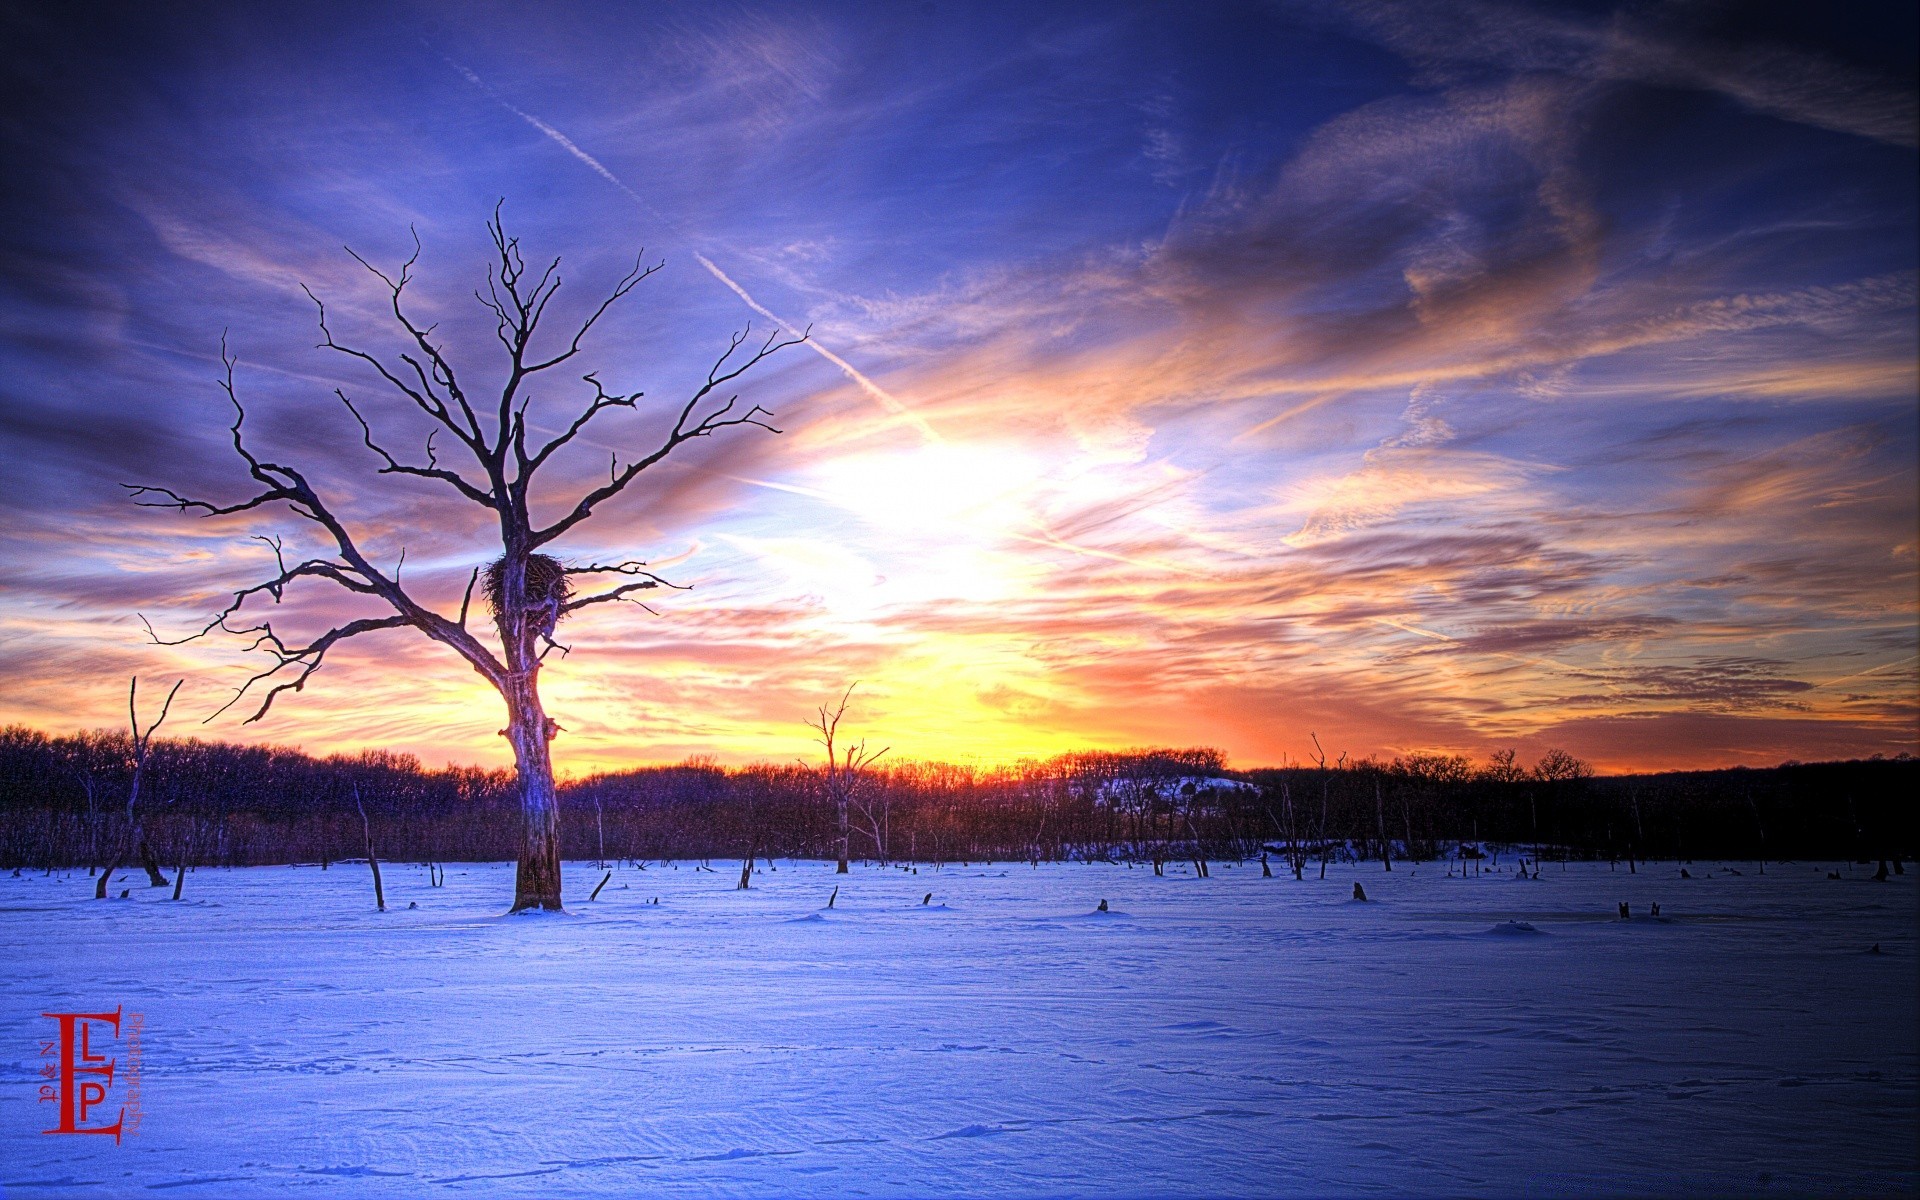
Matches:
[[1012, 524, 1200, 577], [695, 253, 940, 442], [1806, 652, 1920, 691], [442, 56, 662, 217], [441, 51, 938, 443]]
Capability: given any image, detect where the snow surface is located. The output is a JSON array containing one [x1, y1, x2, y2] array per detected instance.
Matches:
[[2, 859, 1914, 1197]]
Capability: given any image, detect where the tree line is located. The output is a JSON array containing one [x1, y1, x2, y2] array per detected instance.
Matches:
[[0, 724, 1911, 874]]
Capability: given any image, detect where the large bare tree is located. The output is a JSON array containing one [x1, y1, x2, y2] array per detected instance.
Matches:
[[132, 209, 802, 911]]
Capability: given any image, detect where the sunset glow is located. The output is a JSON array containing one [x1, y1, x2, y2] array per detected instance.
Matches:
[[1, 2, 1914, 775]]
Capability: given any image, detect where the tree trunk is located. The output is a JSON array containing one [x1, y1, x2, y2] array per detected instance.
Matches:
[[505, 676, 565, 911], [95, 850, 125, 900], [139, 839, 169, 887], [355, 786, 386, 913], [836, 796, 850, 874], [368, 854, 386, 912]]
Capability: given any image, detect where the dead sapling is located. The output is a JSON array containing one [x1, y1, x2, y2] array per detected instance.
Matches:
[[355, 784, 386, 913], [96, 676, 181, 899], [171, 826, 193, 901]]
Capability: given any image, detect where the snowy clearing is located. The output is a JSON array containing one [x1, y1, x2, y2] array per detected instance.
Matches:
[[2, 859, 1914, 1197]]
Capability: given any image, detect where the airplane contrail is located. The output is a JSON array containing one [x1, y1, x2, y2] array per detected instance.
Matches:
[[694, 253, 940, 441], [441, 51, 938, 443], [1806, 651, 1920, 691]]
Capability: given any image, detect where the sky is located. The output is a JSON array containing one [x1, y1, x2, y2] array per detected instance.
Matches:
[[0, 0, 1915, 776]]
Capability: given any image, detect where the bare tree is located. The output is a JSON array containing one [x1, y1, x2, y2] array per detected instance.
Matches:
[[849, 765, 894, 867], [1270, 773, 1306, 880], [592, 785, 607, 869], [94, 677, 181, 899], [130, 208, 803, 911], [811, 685, 887, 873], [353, 783, 385, 913], [1310, 732, 1343, 878]]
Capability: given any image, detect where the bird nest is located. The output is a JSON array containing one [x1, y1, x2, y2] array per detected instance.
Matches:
[[483, 554, 572, 635]]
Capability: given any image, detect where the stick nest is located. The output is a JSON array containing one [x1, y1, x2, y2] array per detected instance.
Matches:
[[484, 554, 572, 635]]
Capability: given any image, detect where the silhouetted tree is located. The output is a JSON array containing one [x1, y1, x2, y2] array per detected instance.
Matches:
[[129, 207, 802, 910]]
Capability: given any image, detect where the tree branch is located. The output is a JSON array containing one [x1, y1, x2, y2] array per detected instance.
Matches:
[[337, 390, 496, 506], [211, 613, 414, 724], [457, 566, 481, 630], [520, 373, 640, 477], [305, 280, 489, 461], [129, 677, 183, 752], [556, 560, 687, 616], [337, 227, 488, 446], [532, 324, 803, 547], [131, 346, 509, 696]]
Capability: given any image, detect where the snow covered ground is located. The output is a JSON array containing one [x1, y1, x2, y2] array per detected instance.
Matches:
[[2, 858, 1914, 1197]]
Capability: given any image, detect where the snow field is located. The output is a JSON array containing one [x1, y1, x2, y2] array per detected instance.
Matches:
[[2, 858, 1914, 1197]]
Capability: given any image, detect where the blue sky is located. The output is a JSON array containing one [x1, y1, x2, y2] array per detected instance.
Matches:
[[1, 0, 1915, 772]]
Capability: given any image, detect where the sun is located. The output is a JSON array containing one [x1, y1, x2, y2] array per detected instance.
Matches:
[[808, 441, 1045, 534]]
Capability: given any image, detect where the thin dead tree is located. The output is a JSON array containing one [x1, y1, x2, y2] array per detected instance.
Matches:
[[736, 786, 759, 890], [1375, 780, 1392, 872], [1310, 732, 1340, 878], [1274, 775, 1306, 880], [130, 208, 802, 911], [95, 677, 181, 899], [812, 685, 888, 873], [353, 783, 385, 913], [593, 785, 608, 870], [849, 770, 894, 867], [171, 818, 198, 902]]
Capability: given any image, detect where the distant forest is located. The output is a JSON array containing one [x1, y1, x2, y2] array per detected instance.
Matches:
[[0, 725, 1912, 874]]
